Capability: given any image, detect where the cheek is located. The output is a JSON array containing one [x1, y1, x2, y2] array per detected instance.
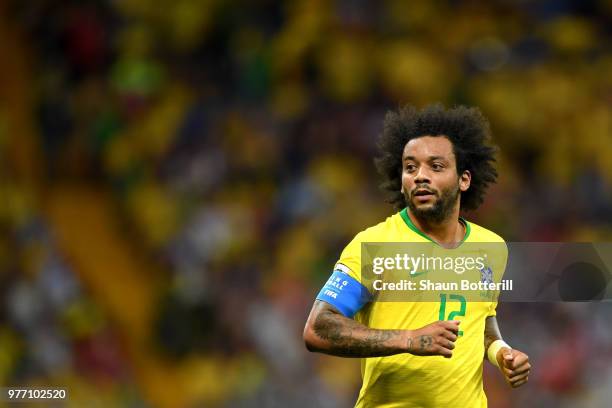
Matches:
[[436, 173, 460, 191], [401, 173, 413, 190]]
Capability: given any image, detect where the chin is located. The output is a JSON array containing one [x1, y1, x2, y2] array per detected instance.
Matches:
[[412, 200, 437, 209]]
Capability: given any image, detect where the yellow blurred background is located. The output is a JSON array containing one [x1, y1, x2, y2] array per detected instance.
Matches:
[[0, 0, 611, 407]]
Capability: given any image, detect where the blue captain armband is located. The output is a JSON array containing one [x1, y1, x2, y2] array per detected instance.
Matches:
[[316, 268, 372, 318]]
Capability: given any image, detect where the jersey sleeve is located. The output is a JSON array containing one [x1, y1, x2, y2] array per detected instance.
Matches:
[[316, 231, 373, 317], [488, 241, 509, 317], [487, 302, 498, 317]]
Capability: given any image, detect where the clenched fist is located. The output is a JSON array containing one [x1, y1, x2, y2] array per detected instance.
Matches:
[[405, 320, 460, 358], [497, 347, 531, 388]]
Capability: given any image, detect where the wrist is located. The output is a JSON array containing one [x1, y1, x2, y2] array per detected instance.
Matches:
[[401, 330, 416, 354], [487, 339, 510, 368]]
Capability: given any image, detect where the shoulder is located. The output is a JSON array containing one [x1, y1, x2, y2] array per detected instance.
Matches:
[[465, 220, 506, 244], [351, 212, 402, 243], [336, 213, 401, 276], [339, 213, 401, 258], [465, 221, 509, 270]]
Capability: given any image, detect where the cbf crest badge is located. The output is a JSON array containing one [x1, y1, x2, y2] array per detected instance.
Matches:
[[480, 266, 493, 284]]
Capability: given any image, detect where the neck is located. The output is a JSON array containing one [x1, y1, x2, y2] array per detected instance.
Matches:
[[408, 204, 464, 248]]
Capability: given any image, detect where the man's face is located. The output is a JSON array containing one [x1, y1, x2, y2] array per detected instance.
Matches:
[[401, 136, 470, 223]]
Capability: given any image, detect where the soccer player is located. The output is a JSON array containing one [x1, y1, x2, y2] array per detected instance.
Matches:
[[303, 104, 531, 407]]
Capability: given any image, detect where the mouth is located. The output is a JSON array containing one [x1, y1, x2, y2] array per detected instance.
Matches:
[[412, 189, 436, 203]]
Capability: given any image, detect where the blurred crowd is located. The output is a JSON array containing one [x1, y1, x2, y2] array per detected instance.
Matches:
[[1, 0, 611, 406]]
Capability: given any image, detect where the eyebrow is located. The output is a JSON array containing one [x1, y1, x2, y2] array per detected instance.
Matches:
[[403, 155, 448, 162]]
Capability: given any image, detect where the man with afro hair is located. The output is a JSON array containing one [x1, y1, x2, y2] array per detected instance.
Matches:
[[304, 104, 530, 407]]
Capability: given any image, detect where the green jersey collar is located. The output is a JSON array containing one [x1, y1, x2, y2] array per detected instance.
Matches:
[[399, 208, 471, 245]]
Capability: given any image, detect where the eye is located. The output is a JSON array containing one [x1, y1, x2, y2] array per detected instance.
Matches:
[[432, 163, 444, 171], [405, 164, 417, 173]]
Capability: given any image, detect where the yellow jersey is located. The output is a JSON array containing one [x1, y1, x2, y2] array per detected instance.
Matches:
[[333, 208, 507, 408]]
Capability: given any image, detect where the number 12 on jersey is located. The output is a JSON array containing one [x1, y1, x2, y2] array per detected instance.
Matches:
[[439, 294, 466, 336]]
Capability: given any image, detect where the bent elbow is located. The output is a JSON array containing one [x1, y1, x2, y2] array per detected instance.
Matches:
[[303, 322, 321, 353]]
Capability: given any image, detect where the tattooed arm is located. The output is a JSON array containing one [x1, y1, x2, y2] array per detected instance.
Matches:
[[303, 300, 460, 358]]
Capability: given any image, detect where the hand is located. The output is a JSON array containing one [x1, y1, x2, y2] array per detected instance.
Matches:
[[405, 320, 460, 358], [497, 347, 531, 388]]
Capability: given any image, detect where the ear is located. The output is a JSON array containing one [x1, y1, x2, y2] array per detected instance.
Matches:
[[401, 185, 405, 194], [459, 170, 471, 192]]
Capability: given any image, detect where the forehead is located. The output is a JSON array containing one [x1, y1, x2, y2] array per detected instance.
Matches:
[[402, 135, 455, 160]]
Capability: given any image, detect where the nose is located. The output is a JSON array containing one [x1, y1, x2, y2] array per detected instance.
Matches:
[[414, 166, 431, 184]]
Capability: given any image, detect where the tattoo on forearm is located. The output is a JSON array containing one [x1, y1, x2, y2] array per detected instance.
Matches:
[[484, 316, 502, 358], [312, 310, 403, 357], [484, 332, 498, 350], [419, 335, 433, 351]]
